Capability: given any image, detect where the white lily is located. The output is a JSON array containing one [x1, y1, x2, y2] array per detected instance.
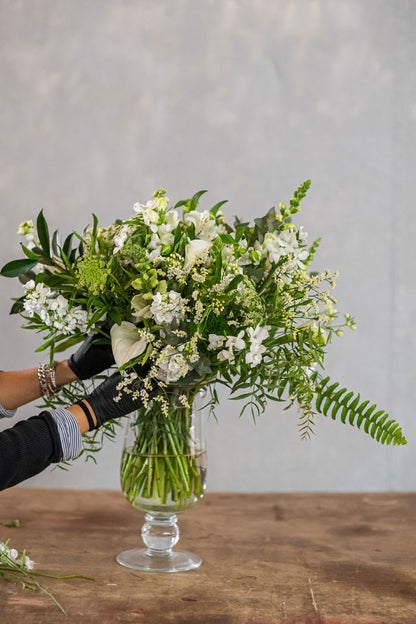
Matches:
[[111, 321, 148, 367], [184, 239, 212, 267]]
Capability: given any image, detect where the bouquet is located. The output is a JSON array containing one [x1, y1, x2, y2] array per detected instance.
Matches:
[[1, 182, 407, 505]]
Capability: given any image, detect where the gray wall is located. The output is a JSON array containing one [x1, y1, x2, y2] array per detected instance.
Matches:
[[0, 0, 415, 491]]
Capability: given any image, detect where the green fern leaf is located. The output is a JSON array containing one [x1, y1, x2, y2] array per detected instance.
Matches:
[[313, 376, 407, 446]]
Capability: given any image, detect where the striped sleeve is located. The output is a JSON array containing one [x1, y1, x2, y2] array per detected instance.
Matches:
[[51, 408, 82, 461], [0, 402, 17, 418]]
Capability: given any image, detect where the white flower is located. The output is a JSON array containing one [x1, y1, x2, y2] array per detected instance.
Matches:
[[156, 349, 189, 383], [208, 334, 226, 350], [247, 325, 270, 344], [133, 200, 159, 232], [22, 283, 89, 334], [113, 224, 131, 253], [184, 239, 212, 267], [217, 349, 235, 363], [216, 331, 246, 364], [165, 210, 179, 229], [18, 220, 39, 248], [246, 343, 267, 366], [131, 294, 152, 320], [225, 330, 245, 352], [245, 325, 269, 366], [150, 291, 188, 325], [157, 224, 175, 246], [147, 217, 178, 262], [185, 210, 224, 241], [111, 321, 149, 367], [24, 556, 35, 570], [277, 230, 299, 254]]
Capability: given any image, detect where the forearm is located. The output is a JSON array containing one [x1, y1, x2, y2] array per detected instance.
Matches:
[[67, 401, 97, 434], [0, 361, 78, 410], [0, 411, 63, 490]]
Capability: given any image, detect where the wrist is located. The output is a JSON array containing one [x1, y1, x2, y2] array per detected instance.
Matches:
[[68, 400, 98, 434], [55, 360, 78, 386]]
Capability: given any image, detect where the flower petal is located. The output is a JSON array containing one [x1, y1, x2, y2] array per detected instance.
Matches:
[[111, 321, 147, 367]]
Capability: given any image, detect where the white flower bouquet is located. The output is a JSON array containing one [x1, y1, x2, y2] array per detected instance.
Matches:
[[1, 183, 407, 505]]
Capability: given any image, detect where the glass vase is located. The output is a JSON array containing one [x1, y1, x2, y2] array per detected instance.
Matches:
[[116, 387, 207, 572]]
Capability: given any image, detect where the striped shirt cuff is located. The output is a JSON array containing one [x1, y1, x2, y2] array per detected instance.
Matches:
[[0, 402, 17, 418], [51, 408, 82, 461]]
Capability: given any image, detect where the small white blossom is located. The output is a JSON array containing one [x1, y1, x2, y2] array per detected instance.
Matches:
[[113, 224, 131, 253], [165, 210, 179, 229], [147, 223, 176, 261], [225, 330, 245, 352], [18, 220, 39, 249], [156, 348, 190, 383], [23, 282, 89, 334], [247, 325, 270, 344], [217, 349, 235, 363], [208, 334, 226, 350], [246, 343, 267, 366], [150, 291, 188, 325]]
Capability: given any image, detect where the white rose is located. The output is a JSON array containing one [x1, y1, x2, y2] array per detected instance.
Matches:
[[111, 321, 148, 367], [184, 239, 212, 267]]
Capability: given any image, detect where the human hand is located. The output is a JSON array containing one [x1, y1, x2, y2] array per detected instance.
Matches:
[[68, 334, 115, 380], [78, 370, 149, 430]]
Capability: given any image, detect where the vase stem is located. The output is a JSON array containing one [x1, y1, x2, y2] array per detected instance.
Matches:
[[142, 513, 179, 556]]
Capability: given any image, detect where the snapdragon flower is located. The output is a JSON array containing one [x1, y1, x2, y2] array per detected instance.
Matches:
[[18, 220, 40, 249], [254, 230, 308, 270], [113, 224, 131, 253]]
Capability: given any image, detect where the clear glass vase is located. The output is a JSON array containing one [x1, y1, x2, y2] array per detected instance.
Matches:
[[116, 388, 207, 572]]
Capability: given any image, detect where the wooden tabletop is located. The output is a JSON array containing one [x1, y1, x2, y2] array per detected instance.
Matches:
[[0, 489, 415, 623]]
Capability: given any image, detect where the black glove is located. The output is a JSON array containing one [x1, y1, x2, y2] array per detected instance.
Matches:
[[68, 334, 115, 380], [77, 371, 147, 430]]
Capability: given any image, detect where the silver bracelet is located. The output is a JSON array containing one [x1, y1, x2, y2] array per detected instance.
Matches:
[[37, 362, 59, 398]]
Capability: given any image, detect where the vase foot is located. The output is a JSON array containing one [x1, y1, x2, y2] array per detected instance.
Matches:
[[116, 548, 202, 572]]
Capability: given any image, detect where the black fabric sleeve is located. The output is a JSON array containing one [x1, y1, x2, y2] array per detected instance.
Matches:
[[0, 411, 63, 491]]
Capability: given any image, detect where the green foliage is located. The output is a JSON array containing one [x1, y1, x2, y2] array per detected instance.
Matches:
[[1, 258, 38, 277], [312, 374, 407, 445]]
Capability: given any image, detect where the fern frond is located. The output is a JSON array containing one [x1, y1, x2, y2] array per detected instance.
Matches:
[[298, 411, 315, 440], [311, 374, 407, 446]]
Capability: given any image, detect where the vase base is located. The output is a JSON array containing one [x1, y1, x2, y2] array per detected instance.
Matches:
[[116, 548, 202, 573]]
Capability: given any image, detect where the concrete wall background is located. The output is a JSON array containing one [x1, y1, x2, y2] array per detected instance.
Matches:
[[0, 0, 415, 491]]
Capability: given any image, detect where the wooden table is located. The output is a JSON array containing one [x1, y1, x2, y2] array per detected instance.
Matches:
[[0, 490, 415, 623]]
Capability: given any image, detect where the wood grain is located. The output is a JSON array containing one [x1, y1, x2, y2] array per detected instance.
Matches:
[[0, 490, 415, 623]]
